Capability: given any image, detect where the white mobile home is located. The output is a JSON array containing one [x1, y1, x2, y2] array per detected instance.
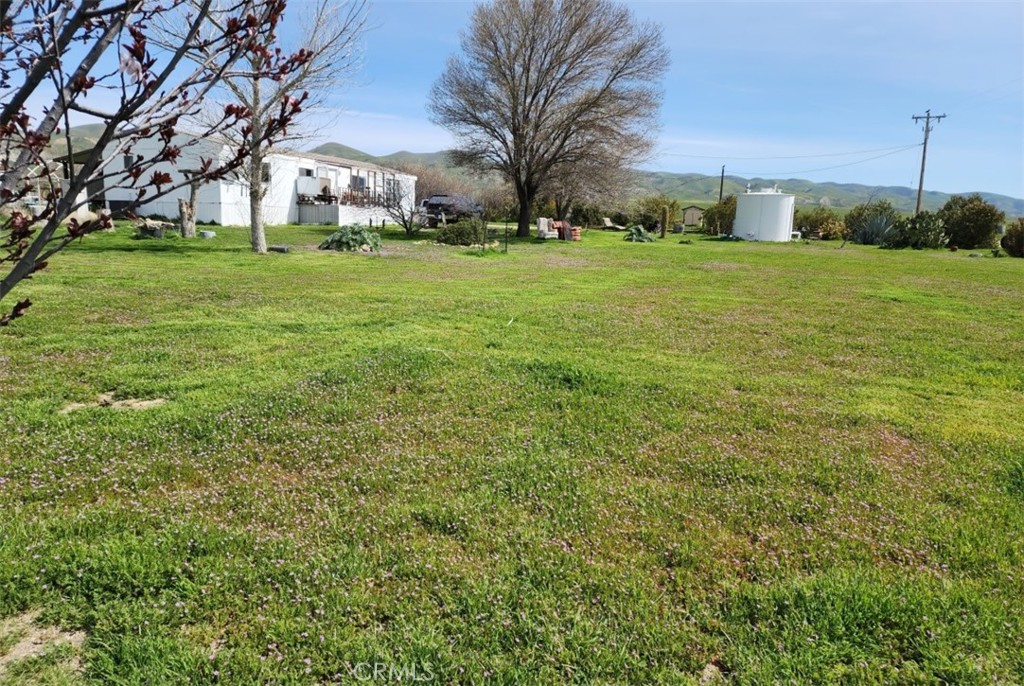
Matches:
[[98, 134, 415, 227]]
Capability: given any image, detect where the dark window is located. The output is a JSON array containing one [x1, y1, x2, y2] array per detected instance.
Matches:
[[299, 168, 313, 177], [261, 163, 271, 183]]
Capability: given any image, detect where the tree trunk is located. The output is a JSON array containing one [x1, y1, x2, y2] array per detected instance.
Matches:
[[555, 198, 572, 221], [178, 198, 194, 238], [515, 181, 533, 238], [250, 176, 267, 253], [179, 180, 198, 238], [248, 71, 267, 254]]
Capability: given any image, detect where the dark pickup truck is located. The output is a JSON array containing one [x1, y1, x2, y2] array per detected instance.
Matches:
[[420, 194, 482, 227]]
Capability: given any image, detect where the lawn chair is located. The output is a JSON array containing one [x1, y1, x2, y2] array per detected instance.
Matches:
[[602, 217, 625, 231]]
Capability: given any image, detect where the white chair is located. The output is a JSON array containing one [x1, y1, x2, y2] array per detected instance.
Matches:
[[537, 217, 558, 239]]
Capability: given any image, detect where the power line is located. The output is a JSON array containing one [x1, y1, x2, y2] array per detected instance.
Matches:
[[943, 76, 1023, 113], [657, 143, 918, 161], [728, 144, 921, 177]]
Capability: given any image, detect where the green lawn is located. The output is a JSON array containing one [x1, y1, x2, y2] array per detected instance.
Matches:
[[1, 225, 1022, 685]]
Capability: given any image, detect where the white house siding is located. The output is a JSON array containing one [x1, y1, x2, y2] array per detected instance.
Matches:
[[99, 134, 415, 227], [215, 178, 250, 227], [102, 134, 234, 224]]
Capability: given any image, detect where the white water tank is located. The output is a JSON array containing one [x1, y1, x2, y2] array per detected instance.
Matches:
[[734, 187, 796, 241]]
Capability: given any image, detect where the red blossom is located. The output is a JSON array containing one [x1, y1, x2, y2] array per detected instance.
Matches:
[[150, 171, 173, 190]]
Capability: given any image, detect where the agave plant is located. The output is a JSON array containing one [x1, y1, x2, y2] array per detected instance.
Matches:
[[623, 225, 655, 243], [851, 214, 894, 246], [319, 225, 382, 252], [879, 211, 947, 250]]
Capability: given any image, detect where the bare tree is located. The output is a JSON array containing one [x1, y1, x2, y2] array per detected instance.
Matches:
[[0, 0, 310, 324], [428, 0, 667, 237], [477, 179, 516, 222], [546, 150, 632, 221], [158, 0, 368, 253]]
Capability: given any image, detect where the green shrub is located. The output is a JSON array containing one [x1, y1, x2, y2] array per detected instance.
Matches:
[[632, 194, 680, 231], [879, 211, 947, 250], [703, 195, 736, 235], [819, 217, 847, 241], [794, 206, 841, 238], [1001, 218, 1024, 258], [609, 211, 630, 227], [571, 203, 604, 228], [318, 224, 382, 252], [436, 219, 485, 246], [623, 225, 655, 242], [845, 200, 900, 245], [939, 194, 1005, 250]]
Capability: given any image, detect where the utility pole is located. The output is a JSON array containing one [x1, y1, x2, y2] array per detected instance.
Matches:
[[912, 109, 946, 215], [718, 165, 725, 203]]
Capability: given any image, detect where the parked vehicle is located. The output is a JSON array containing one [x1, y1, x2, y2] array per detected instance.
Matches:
[[421, 194, 482, 228]]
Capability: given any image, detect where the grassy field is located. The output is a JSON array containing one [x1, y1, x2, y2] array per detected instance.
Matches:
[[1, 224, 1022, 685]]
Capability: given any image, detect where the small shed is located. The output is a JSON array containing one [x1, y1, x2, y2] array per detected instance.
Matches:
[[682, 205, 704, 227]]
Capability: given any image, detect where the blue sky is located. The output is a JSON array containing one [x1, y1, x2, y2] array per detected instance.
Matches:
[[301, 0, 1023, 198]]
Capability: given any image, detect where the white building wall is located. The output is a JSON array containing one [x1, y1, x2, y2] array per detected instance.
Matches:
[[101, 134, 232, 224], [263, 153, 299, 225], [99, 134, 416, 227], [215, 178, 249, 227]]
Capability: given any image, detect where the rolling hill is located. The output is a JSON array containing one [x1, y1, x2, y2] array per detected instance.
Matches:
[[311, 142, 1024, 216], [46, 123, 107, 159], [49, 127, 1021, 216]]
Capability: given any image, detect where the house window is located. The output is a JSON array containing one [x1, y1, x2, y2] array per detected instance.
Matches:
[[385, 178, 400, 203], [261, 163, 271, 184], [123, 154, 139, 170], [299, 168, 313, 177]]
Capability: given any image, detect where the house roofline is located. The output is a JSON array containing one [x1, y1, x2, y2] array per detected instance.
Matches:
[[270, 148, 411, 177], [51, 129, 413, 179]]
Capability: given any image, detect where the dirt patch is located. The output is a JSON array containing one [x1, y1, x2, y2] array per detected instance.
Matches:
[[699, 660, 728, 684], [0, 611, 85, 676], [60, 392, 167, 414]]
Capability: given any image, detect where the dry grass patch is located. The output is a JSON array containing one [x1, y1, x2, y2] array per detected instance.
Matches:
[[59, 392, 167, 414], [0, 611, 85, 681]]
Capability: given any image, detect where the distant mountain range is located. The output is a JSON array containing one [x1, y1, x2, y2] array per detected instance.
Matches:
[[311, 142, 1024, 216], [47, 123, 107, 159], [50, 127, 1022, 216]]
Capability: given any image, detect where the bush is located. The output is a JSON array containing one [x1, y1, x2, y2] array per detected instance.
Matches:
[[436, 219, 486, 246], [318, 224, 382, 252], [845, 200, 900, 245], [819, 217, 847, 241], [939, 194, 1005, 249], [703, 195, 736, 235], [609, 210, 630, 228], [571, 203, 604, 228], [1002, 218, 1024, 258], [623, 225, 655, 242], [794, 206, 841, 238], [879, 211, 947, 250], [632, 194, 680, 231]]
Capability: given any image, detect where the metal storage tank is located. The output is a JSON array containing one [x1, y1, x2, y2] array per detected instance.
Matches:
[[733, 187, 796, 241]]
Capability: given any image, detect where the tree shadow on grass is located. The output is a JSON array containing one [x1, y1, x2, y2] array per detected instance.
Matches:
[[69, 237, 250, 255]]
